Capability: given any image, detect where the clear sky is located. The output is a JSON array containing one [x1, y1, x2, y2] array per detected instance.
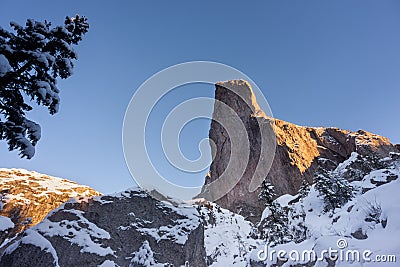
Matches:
[[0, 1, 399, 194]]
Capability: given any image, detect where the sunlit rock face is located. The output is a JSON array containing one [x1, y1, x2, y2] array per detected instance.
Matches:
[[0, 168, 101, 244], [201, 80, 399, 222]]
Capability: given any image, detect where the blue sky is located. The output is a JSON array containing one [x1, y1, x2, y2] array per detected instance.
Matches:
[[0, 1, 399, 194]]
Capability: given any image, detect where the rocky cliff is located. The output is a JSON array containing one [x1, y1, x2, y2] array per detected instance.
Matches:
[[201, 80, 399, 222], [0, 168, 101, 244]]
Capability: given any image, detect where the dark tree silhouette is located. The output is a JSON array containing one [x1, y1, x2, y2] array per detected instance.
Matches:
[[314, 168, 353, 212], [259, 179, 292, 246], [0, 15, 88, 158]]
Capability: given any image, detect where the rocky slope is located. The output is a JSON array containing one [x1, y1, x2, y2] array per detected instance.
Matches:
[[201, 80, 399, 222], [0, 168, 101, 244], [0, 187, 206, 267]]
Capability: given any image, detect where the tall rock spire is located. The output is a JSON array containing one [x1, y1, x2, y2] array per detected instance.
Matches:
[[200, 80, 399, 222]]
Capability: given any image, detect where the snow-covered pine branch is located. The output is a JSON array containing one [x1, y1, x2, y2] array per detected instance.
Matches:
[[0, 15, 88, 158]]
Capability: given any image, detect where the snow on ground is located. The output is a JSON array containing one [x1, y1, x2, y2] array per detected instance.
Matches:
[[199, 203, 262, 266], [249, 155, 400, 266], [275, 194, 297, 207]]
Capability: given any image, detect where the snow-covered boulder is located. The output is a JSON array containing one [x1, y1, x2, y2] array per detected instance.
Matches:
[[0, 188, 206, 267]]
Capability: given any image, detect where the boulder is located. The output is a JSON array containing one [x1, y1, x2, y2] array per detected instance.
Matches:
[[0, 188, 206, 267]]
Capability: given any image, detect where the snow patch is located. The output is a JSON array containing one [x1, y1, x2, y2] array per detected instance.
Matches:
[[0, 54, 11, 76], [336, 152, 359, 173], [4, 229, 59, 266], [125, 203, 201, 245], [0, 216, 14, 231], [98, 260, 119, 267], [34, 209, 114, 256]]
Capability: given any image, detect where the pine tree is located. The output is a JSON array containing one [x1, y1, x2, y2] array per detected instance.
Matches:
[[288, 205, 308, 243], [258, 179, 276, 206], [260, 202, 292, 246], [290, 179, 310, 242], [0, 15, 89, 158], [298, 179, 310, 200], [314, 168, 353, 212], [259, 179, 292, 246]]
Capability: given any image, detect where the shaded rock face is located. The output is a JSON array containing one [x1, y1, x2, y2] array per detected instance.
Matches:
[[0, 188, 206, 267], [201, 80, 399, 222], [199, 80, 277, 222], [0, 168, 101, 244]]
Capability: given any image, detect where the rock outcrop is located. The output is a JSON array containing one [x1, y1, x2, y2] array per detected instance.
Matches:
[[0, 188, 206, 267], [0, 168, 101, 244], [201, 80, 399, 222]]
